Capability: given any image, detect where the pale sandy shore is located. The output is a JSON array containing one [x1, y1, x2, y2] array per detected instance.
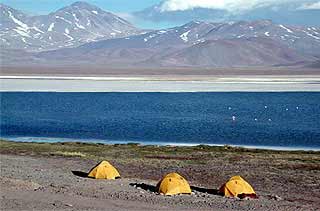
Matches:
[[1, 141, 320, 211], [1, 76, 320, 92]]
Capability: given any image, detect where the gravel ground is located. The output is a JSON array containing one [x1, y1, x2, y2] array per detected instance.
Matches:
[[0, 154, 318, 211]]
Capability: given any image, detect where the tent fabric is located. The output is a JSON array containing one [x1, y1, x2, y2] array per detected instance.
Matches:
[[219, 176, 256, 197], [157, 173, 192, 196], [88, 161, 120, 179]]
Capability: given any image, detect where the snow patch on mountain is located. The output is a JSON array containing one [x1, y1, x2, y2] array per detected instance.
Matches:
[[279, 24, 293, 33], [48, 23, 55, 32], [112, 29, 122, 33], [13, 29, 30, 37], [21, 37, 29, 44], [75, 22, 85, 29], [31, 27, 44, 34], [86, 18, 91, 26], [64, 33, 74, 41], [55, 16, 72, 24], [7, 10, 28, 30], [180, 30, 190, 42], [72, 13, 79, 22], [303, 30, 320, 40]]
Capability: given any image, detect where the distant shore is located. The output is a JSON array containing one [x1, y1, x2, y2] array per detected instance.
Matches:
[[1, 75, 320, 92]]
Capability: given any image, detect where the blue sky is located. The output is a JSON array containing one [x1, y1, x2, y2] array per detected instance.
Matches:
[[2, 0, 319, 29], [2, 0, 320, 15], [0, 0, 176, 29], [0, 0, 160, 14]]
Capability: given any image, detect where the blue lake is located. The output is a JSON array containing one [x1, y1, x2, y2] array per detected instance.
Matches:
[[1, 92, 320, 149]]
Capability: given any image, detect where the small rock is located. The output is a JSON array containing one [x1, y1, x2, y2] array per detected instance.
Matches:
[[273, 195, 282, 201], [49, 183, 56, 187]]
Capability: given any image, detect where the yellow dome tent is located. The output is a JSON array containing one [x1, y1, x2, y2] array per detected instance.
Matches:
[[157, 173, 192, 196], [219, 176, 257, 198], [88, 161, 120, 179]]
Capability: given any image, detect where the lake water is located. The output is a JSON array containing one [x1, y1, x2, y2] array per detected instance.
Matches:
[[1, 92, 320, 150]]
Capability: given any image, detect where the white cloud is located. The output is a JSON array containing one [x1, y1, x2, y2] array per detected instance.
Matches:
[[159, 0, 317, 12], [299, 1, 320, 9]]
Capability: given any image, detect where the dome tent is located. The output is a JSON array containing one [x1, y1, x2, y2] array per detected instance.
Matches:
[[88, 161, 120, 179], [157, 173, 192, 196], [219, 175, 257, 198]]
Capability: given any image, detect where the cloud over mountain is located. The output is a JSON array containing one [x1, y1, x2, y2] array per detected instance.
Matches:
[[134, 0, 320, 27], [299, 1, 320, 10], [159, 0, 319, 13]]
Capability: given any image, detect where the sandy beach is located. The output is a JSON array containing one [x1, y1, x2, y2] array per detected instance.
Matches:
[[1, 75, 320, 92], [0, 140, 319, 211]]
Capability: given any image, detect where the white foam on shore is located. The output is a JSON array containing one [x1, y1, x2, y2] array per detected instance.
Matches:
[[2, 136, 319, 152]]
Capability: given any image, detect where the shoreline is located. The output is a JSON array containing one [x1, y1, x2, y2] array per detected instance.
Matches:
[[2, 136, 320, 152], [1, 76, 320, 92], [2, 75, 320, 81]]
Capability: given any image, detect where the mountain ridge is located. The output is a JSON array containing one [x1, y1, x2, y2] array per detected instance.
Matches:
[[12, 19, 319, 68], [1, 2, 320, 69], [0, 2, 141, 51]]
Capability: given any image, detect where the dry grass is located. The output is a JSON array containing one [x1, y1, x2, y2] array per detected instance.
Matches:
[[50, 151, 86, 157], [0, 139, 319, 171]]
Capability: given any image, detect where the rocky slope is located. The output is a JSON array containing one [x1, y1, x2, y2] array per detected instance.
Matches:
[[35, 20, 320, 67]]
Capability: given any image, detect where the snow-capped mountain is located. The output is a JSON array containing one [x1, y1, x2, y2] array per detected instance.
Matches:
[[34, 20, 320, 68], [134, 1, 320, 27], [78, 20, 320, 57], [1, 1, 319, 68], [0, 2, 140, 51]]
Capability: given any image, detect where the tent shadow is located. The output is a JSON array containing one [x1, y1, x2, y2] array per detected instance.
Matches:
[[129, 183, 157, 193], [190, 186, 221, 196], [72, 171, 88, 178]]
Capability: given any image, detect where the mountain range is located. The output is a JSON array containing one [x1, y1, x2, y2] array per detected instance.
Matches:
[[1, 1, 320, 68]]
